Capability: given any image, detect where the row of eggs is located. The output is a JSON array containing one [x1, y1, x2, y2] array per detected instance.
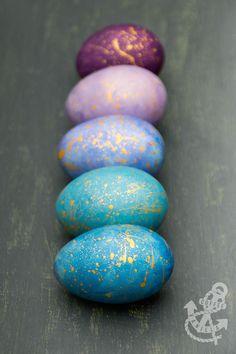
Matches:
[[54, 24, 174, 304]]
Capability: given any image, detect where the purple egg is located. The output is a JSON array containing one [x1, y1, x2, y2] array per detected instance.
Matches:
[[65, 65, 167, 124], [76, 24, 165, 77]]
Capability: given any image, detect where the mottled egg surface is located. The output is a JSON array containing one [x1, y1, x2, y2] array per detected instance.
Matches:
[[54, 224, 174, 304], [56, 166, 168, 236], [65, 65, 167, 124], [76, 24, 165, 78], [58, 115, 165, 178]]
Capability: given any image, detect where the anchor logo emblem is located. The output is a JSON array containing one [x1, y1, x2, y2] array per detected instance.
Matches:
[[184, 282, 228, 345]]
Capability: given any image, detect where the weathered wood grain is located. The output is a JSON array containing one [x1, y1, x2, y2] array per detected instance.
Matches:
[[0, 0, 235, 353]]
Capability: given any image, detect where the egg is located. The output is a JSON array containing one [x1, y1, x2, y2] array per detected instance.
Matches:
[[58, 115, 165, 178], [65, 65, 167, 124], [54, 224, 174, 304], [56, 166, 168, 236], [76, 24, 165, 78]]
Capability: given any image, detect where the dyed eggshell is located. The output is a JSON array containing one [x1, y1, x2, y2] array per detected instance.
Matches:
[[58, 115, 165, 178], [56, 166, 168, 236], [76, 24, 165, 78], [65, 65, 167, 124], [54, 224, 174, 304]]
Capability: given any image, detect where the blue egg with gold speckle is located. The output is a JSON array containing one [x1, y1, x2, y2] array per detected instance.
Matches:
[[54, 224, 174, 304], [58, 115, 165, 178], [56, 166, 168, 236]]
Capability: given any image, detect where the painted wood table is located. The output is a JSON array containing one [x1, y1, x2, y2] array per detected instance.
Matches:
[[0, 0, 235, 353]]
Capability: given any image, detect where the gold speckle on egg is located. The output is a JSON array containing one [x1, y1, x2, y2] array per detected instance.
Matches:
[[128, 257, 133, 264], [128, 26, 137, 36], [140, 275, 147, 288], [126, 44, 133, 50], [112, 38, 135, 64], [125, 237, 135, 248], [58, 149, 65, 159], [116, 158, 128, 163], [151, 249, 155, 269], [106, 92, 113, 104], [139, 145, 145, 152], [121, 147, 128, 155], [149, 141, 157, 146], [119, 247, 127, 263], [114, 103, 121, 110], [105, 292, 112, 298]]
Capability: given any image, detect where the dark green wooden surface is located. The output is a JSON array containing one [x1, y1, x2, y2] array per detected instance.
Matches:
[[0, 0, 235, 353]]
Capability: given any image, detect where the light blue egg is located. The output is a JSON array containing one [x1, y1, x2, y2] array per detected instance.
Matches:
[[56, 166, 168, 235], [58, 115, 165, 178], [54, 224, 174, 304]]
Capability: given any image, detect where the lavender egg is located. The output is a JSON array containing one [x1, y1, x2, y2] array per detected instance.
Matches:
[[66, 65, 167, 124], [58, 115, 165, 178], [76, 24, 165, 77]]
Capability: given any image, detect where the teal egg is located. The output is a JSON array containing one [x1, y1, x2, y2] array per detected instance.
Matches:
[[56, 166, 168, 236], [54, 224, 174, 304]]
